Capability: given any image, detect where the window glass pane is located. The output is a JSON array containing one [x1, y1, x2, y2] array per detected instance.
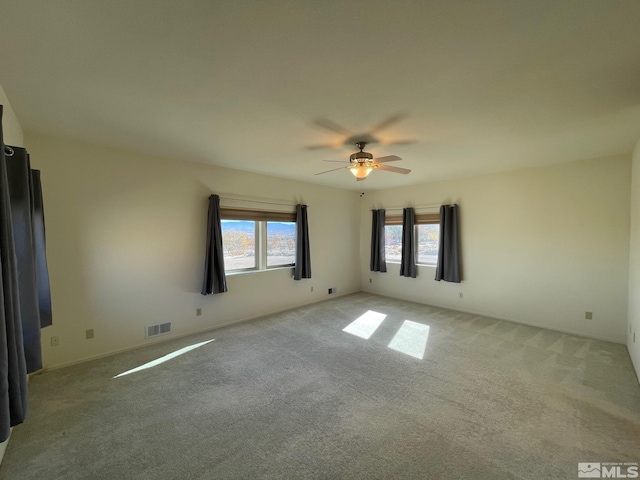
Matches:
[[267, 221, 296, 267], [384, 225, 402, 263], [417, 224, 439, 265], [221, 220, 256, 270]]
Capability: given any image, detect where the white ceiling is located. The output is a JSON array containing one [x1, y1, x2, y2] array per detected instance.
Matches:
[[1, 1, 639, 191]]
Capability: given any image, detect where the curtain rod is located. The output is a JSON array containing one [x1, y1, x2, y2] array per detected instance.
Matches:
[[218, 194, 295, 208], [370, 204, 445, 212]]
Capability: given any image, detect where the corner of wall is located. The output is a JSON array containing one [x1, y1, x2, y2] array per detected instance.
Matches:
[[628, 137, 640, 383], [0, 83, 25, 146]]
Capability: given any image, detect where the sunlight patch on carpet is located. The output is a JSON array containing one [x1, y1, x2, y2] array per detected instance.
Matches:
[[388, 320, 429, 359], [343, 310, 387, 339], [114, 339, 215, 378]]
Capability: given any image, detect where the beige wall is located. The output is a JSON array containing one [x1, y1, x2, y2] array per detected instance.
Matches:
[[360, 156, 631, 343], [629, 139, 640, 377], [26, 133, 361, 369], [7, 79, 639, 368], [0, 84, 23, 146]]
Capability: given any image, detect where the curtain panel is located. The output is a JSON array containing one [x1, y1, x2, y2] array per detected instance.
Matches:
[[201, 195, 228, 295], [0, 106, 29, 442], [5, 146, 47, 373], [400, 208, 417, 278], [30, 170, 52, 328], [370, 209, 386, 272], [435, 204, 461, 283], [293, 204, 311, 280]]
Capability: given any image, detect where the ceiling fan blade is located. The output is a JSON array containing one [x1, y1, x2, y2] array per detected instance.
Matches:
[[378, 139, 418, 146], [375, 164, 411, 175], [305, 142, 344, 150], [315, 166, 347, 175], [373, 155, 402, 163], [314, 118, 353, 136], [322, 159, 350, 163], [368, 113, 407, 135]]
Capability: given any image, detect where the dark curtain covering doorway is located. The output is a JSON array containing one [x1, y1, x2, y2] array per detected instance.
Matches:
[[5, 146, 48, 373], [0, 106, 52, 441], [31, 170, 52, 329]]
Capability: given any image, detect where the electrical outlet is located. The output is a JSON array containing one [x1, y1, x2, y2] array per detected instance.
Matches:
[[50, 336, 60, 347], [85, 329, 94, 339], [585, 312, 593, 320], [459, 292, 463, 299], [196, 308, 202, 317], [369, 278, 372, 283], [328, 287, 338, 295], [310, 286, 314, 292]]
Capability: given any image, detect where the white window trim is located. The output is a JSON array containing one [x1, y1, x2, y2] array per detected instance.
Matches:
[[416, 223, 439, 266], [222, 219, 296, 274], [384, 224, 439, 267], [226, 265, 294, 276]]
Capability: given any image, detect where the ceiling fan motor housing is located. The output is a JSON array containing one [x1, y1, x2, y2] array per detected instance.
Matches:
[[350, 151, 373, 163], [350, 141, 373, 164]]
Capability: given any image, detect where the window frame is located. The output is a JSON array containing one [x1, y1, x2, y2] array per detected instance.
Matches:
[[265, 221, 297, 269], [384, 212, 440, 267], [383, 224, 403, 265], [220, 208, 296, 274], [415, 222, 440, 266]]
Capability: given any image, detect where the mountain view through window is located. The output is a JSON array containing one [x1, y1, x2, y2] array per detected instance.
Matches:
[[221, 220, 295, 271], [384, 224, 439, 265]]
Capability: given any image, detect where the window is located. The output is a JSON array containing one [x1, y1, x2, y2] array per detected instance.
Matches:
[[220, 208, 296, 273], [266, 221, 296, 267], [384, 225, 403, 263], [384, 213, 440, 266], [416, 224, 439, 265], [221, 220, 256, 271]]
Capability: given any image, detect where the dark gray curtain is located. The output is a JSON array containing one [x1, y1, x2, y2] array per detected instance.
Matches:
[[201, 195, 227, 295], [400, 208, 417, 278], [294, 204, 311, 280], [0, 106, 29, 442], [30, 170, 52, 328], [435, 204, 461, 283], [370, 209, 386, 272], [6, 146, 44, 373]]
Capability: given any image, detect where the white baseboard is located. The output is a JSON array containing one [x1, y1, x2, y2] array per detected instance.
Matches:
[[362, 289, 626, 345], [0, 429, 11, 465], [42, 290, 358, 372], [43, 288, 624, 374]]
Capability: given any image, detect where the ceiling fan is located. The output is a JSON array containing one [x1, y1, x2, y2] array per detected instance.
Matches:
[[305, 114, 416, 150], [315, 141, 411, 181]]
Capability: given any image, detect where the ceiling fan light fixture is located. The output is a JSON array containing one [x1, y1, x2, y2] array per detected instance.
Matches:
[[350, 164, 373, 178], [316, 140, 408, 179]]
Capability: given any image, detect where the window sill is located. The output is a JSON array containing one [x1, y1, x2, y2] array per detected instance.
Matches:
[[226, 266, 295, 277], [385, 261, 436, 268]]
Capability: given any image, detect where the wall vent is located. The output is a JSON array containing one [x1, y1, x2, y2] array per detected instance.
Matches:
[[146, 322, 172, 339]]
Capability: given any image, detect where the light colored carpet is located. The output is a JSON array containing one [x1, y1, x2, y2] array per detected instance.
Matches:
[[2, 293, 639, 479]]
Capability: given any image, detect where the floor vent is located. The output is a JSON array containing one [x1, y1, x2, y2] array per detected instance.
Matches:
[[146, 322, 172, 339]]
